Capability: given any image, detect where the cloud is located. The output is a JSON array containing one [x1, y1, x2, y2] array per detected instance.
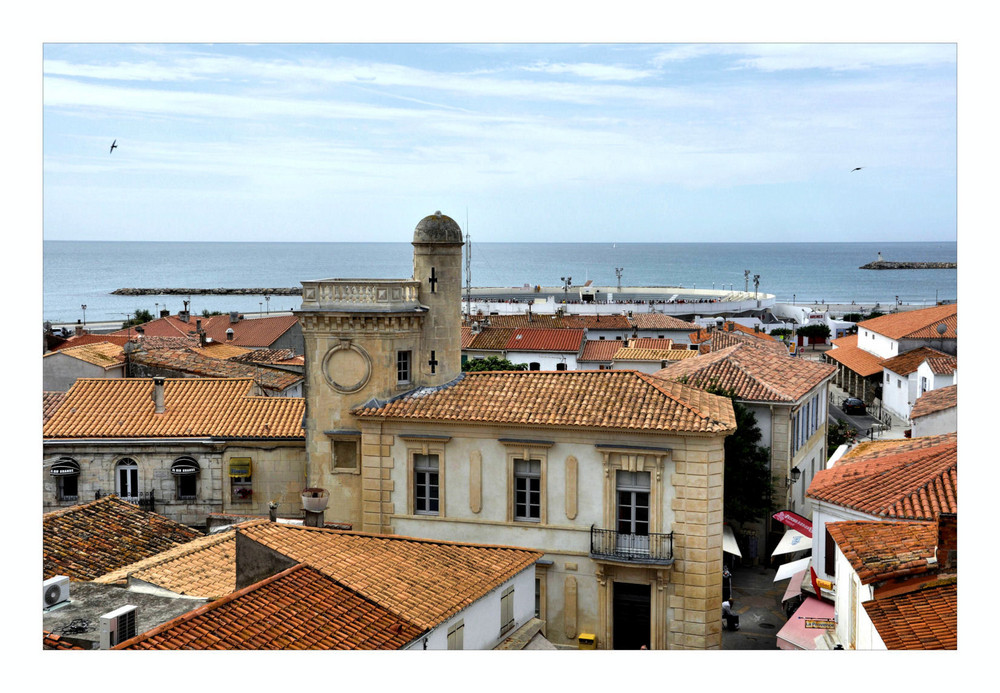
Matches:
[[651, 43, 956, 72], [520, 60, 656, 81]]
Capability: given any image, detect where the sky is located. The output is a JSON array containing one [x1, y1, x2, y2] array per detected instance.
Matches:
[[41, 41, 957, 243]]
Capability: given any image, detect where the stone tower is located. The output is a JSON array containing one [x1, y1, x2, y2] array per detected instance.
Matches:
[[295, 212, 464, 526]]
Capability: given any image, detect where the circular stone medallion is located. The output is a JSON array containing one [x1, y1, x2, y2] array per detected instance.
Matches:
[[322, 343, 372, 393]]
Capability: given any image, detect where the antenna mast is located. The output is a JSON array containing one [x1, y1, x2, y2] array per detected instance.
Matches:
[[465, 210, 472, 320]]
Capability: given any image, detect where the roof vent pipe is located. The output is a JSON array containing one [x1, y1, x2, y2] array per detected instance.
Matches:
[[152, 377, 166, 414], [230, 311, 240, 324]]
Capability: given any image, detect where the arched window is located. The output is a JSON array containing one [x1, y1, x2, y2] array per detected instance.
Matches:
[[50, 457, 80, 501], [171, 457, 200, 500], [116, 458, 139, 501]]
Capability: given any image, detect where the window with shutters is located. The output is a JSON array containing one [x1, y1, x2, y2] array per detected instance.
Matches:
[[447, 620, 464, 650]]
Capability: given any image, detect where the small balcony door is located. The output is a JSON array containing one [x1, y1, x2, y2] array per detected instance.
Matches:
[[616, 470, 650, 555], [116, 459, 139, 501]]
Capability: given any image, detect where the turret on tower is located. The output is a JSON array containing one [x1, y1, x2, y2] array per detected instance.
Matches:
[[412, 211, 464, 387]]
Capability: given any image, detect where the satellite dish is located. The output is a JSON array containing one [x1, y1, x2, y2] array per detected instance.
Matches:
[[936, 323, 947, 335]]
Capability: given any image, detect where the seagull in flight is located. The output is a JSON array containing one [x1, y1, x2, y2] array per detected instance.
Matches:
[[110, 139, 118, 154], [850, 166, 863, 172]]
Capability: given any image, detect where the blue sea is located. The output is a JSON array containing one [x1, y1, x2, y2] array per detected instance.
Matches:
[[42, 241, 957, 324]]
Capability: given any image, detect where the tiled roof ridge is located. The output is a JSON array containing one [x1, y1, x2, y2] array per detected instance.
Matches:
[[634, 371, 732, 427], [653, 344, 798, 403], [240, 521, 543, 555], [94, 528, 239, 584], [42, 492, 129, 520]]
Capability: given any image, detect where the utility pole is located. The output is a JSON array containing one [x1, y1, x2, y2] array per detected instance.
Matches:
[[561, 276, 572, 301], [615, 267, 623, 293], [753, 274, 760, 300]]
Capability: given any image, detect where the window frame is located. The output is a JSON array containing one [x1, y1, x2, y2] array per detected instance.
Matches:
[[397, 350, 412, 385], [229, 457, 253, 503], [326, 433, 361, 474], [413, 453, 440, 516], [115, 458, 139, 501], [513, 458, 542, 522], [404, 437, 449, 517], [502, 441, 551, 524], [171, 456, 200, 501], [597, 446, 670, 535]]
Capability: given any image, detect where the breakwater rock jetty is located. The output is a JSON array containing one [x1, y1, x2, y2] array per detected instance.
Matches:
[[111, 287, 302, 296], [859, 261, 956, 270]]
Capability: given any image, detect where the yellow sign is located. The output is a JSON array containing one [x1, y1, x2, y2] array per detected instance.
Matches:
[[229, 457, 252, 477], [804, 618, 836, 629]]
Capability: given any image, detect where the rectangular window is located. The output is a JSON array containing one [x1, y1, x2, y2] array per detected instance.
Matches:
[[824, 528, 837, 578], [397, 350, 412, 384], [514, 459, 541, 521], [500, 585, 515, 635], [58, 475, 79, 501], [921, 377, 928, 394], [556, 362, 567, 371], [176, 474, 197, 500], [529, 362, 541, 371], [616, 470, 651, 535], [897, 378, 902, 388], [534, 578, 541, 619], [229, 457, 253, 503], [447, 620, 464, 650], [414, 454, 439, 515], [332, 439, 359, 471]]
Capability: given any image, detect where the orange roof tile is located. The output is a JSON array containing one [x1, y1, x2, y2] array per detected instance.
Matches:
[[807, 433, 956, 520], [238, 523, 543, 630], [110, 314, 299, 348], [227, 348, 302, 365], [863, 580, 957, 650], [505, 327, 585, 352], [652, 343, 835, 403], [43, 631, 86, 650], [826, 521, 938, 585], [613, 348, 697, 362], [464, 326, 517, 351], [44, 378, 305, 439], [689, 322, 777, 344], [49, 334, 131, 351], [578, 339, 624, 362], [858, 304, 957, 340], [43, 495, 203, 581], [353, 370, 737, 434], [840, 432, 956, 461], [467, 314, 561, 329], [117, 564, 423, 650], [881, 347, 953, 377], [190, 342, 254, 360], [558, 314, 632, 330], [628, 313, 699, 330], [43, 391, 66, 424], [129, 348, 302, 392], [92, 522, 268, 598], [630, 338, 675, 349], [910, 385, 958, 419], [44, 341, 125, 369], [825, 340, 886, 377]]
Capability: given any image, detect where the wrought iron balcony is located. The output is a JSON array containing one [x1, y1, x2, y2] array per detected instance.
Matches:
[[590, 526, 674, 565]]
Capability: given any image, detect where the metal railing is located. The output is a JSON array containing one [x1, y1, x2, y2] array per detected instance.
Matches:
[[96, 489, 155, 512], [590, 526, 674, 564]]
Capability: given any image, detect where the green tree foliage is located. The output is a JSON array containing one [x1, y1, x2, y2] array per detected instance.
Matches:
[[796, 324, 831, 339], [462, 356, 528, 372], [122, 308, 154, 329], [827, 419, 858, 457], [769, 328, 793, 339], [201, 309, 224, 317], [705, 385, 774, 527]]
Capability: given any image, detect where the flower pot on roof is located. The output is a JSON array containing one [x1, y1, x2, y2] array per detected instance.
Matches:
[[301, 488, 330, 513]]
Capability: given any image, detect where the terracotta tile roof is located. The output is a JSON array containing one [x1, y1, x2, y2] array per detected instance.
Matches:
[[227, 348, 302, 365], [43, 391, 67, 423], [237, 523, 543, 630], [826, 521, 938, 585], [49, 334, 131, 351], [858, 304, 957, 340], [825, 338, 886, 377], [468, 314, 561, 329], [44, 341, 125, 369], [863, 580, 957, 650], [43, 631, 85, 650], [926, 356, 957, 375], [92, 521, 267, 598], [578, 339, 624, 362], [558, 314, 632, 330], [840, 432, 957, 461], [807, 433, 956, 520], [110, 314, 299, 348], [43, 495, 203, 581], [613, 348, 697, 362], [117, 564, 423, 650], [630, 338, 675, 349], [699, 331, 791, 356], [129, 347, 302, 392], [44, 378, 305, 439], [652, 343, 835, 403], [354, 370, 737, 434], [505, 328, 585, 352], [190, 342, 254, 360], [467, 314, 634, 331], [881, 347, 952, 377], [689, 322, 777, 344], [910, 385, 958, 420], [463, 326, 517, 351], [130, 335, 197, 350], [628, 313, 699, 330]]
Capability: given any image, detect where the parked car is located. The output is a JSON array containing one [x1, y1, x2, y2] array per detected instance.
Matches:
[[842, 397, 867, 415]]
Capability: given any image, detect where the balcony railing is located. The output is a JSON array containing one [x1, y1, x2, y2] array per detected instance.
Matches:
[[590, 526, 674, 565]]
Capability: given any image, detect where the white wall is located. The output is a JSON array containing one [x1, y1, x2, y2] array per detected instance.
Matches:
[[858, 328, 899, 359], [881, 367, 915, 421], [43, 354, 124, 392], [505, 351, 578, 371], [407, 565, 536, 650], [912, 407, 957, 437], [916, 361, 956, 395], [832, 545, 881, 650]]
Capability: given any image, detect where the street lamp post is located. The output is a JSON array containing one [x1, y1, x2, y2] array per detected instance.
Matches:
[[265, 294, 270, 315], [81, 304, 87, 327]]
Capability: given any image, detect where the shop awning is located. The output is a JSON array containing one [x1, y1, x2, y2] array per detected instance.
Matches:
[[228, 458, 252, 477], [774, 556, 812, 582], [776, 596, 836, 650], [771, 528, 810, 558], [722, 525, 742, 557], [49, 458, 80, 476], [782, 570, 807, 603], [171, 458, 201, 476]]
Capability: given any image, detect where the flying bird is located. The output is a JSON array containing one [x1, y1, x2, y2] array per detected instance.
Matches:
[[850, 167, 863, 172], [110, 139, 118, 154]]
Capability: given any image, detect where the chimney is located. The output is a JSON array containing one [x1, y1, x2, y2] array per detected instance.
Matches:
[[935, 512, 957, 571], [179, 300, 190, 323], [196, 319, 202, 331], [230, 311, 240, 324], [301, 488, 329, 527], [268, 501, 278, 523], [160, 309, 170, 318], [75, 324, 85, 337], [152, 377, 165, 414]]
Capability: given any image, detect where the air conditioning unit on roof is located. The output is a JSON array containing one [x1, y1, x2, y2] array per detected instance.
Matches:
[[43, 575, 70, 610], [100, 605, 138, 649]]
